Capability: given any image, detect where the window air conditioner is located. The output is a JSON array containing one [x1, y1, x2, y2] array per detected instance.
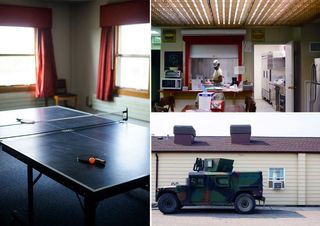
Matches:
[[272, 181, 284, 190]]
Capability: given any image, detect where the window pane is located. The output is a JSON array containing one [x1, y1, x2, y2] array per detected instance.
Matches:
[[118, 23, 150, 55], [0, 56, 36, 85], [0, 26, 35, 54], [116, 57, 149, 90], [269, 168, 284, 180]]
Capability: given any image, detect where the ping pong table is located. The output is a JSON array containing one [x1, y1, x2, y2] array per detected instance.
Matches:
[[0, 106, 149, 226]]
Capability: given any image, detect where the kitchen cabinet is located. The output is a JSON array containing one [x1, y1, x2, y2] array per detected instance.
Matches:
[[261, 52, 285, 104], [261, 55, 271, 102]]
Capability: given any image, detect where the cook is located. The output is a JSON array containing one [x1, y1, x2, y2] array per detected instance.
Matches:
[[212, 59, 223, 84]]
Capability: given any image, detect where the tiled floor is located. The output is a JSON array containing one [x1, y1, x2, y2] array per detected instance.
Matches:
[[255, 99, 276, 112]]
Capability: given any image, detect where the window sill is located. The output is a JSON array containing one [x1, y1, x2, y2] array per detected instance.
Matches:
[[114, 87, 149, 99], [0, 85, 35, 93]]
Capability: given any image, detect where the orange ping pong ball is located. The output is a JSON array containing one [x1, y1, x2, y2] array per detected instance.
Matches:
[[88, 157, 96, 165]]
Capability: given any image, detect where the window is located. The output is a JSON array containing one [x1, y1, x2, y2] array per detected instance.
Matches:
[[0, 26, 36, 88], [115, 23, 150, 93], [189, 176, 205, 187], [215, 176, 230, 188], [268, 168, 285, 189], [190, 45, 238, 83]]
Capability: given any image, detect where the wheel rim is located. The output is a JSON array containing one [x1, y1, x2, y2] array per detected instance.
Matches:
[[238, 197, 252, 212], [164, 198, 174, 209]]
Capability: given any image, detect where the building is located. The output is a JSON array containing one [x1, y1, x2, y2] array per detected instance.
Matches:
[[152, 128, 320, 206], [151, 0, 320, 112]]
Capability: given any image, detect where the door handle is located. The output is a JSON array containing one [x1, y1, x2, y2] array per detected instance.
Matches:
[[288, 86, 295, 89]]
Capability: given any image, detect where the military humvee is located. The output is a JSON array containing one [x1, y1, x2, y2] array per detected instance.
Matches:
[[156, 158, 265, 214]]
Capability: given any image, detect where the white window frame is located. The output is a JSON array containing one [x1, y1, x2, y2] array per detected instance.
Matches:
[[114, 23, 150, 98], [268, 167, 286, 190], [0, 26, 36, 91]]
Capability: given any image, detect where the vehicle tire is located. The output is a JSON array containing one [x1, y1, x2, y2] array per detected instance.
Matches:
[[234, 193, 256, 214], [158, 193, 180, 214]]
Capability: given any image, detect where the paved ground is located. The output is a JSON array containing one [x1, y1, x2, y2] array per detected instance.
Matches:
[[152, 206, 320, 226]]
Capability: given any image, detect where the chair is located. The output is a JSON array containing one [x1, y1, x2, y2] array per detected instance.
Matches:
[[153, 96, 175, 112], [245, 96, 256, 112], [53, 79, 78, 108], [159, 96, 175, 112]]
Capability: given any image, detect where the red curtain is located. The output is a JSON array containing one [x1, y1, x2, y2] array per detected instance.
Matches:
[[0, 4, 56, 99], [0, 4, 52, 28], [100, 0, 149, 26], [96, 0, 149, 101], [35, 28, 57, 98], [96, 27, 113, 101]]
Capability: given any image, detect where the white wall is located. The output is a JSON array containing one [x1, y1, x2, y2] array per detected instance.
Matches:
[[70, 0, 150, 121], [0, 0, 71, 110], [253, 45, 285, 100]]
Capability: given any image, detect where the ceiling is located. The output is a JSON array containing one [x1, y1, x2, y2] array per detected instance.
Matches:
[[151, 0, 320, 27]]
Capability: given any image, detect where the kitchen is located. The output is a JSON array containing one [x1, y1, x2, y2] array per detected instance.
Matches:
[[151, 0, 320, 112]]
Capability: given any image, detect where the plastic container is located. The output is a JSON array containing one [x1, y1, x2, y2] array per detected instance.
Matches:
[[198, 92, 213, 111]]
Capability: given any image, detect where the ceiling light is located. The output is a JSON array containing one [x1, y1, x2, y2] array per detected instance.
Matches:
[[169, 0, 190, 25], [257, 0, 277, 24], [274, 0, 298, 24], [185, 0, 200, 24], [233, 0, 240, 25], [154, 2, 178, 24], [263, 0, 286, 24], [253, 0, 271, 24], [222, 0, 226, 24], [192, 0, 205, 24], [280, 0, 308, 24], [248, 0, 263, 24], [151, 30, 160, 35], [215, 0, 220, 25], [228, 0, 233, 25], [199, 0, 210, 24], [238, 0, 248, 25]]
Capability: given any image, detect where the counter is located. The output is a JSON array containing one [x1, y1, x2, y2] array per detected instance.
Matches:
[[160, 88, 253, 101]]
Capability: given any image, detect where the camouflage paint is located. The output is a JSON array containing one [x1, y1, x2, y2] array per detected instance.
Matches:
[[157, 158, 265, 206]]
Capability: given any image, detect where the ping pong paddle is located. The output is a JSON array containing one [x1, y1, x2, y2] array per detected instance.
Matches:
[[77, 156, 106, 167], [16, 118, 35, 124]]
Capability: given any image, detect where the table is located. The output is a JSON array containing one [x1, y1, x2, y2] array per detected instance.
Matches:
[[0, 106, 149, 226]]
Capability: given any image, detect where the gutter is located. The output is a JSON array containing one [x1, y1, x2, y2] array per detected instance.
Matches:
[[155, 153, 159, 196]]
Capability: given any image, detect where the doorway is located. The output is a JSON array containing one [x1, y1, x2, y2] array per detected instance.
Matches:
[[254, 44, 286, 112]]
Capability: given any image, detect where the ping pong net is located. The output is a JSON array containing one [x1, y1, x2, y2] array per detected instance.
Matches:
[[0, 108, 128, 140]]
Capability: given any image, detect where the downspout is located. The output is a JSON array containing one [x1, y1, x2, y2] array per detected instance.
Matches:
[[155, 153, 159, 194]]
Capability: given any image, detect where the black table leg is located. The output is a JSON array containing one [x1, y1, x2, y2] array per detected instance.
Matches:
[[84, 197, 97, 226], [27, 165, 34, 225]]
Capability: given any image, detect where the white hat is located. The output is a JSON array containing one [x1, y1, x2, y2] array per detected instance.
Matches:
[[213, 60, 219, 67]]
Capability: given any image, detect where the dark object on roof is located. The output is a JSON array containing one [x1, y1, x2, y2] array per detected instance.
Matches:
[[174, 125, 196, 136], [230, 125, 251, 145], [173, 125, 196, 145]]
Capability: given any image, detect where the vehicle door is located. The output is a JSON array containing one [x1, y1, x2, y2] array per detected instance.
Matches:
[[187, 175, 209, 205], [209, 175, 234, 205]]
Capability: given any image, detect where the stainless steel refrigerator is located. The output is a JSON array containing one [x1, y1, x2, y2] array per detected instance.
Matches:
[[306, 58, 320, 112]]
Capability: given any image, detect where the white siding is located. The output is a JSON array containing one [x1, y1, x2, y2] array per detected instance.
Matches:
[[92, 94, 149, 121], [152, 153, 299, 205], [306, 154, 320, 205], [0, 92, 46, 110]]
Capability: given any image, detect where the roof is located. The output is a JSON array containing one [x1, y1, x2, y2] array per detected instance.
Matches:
[[152, 136, 320, 153]]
